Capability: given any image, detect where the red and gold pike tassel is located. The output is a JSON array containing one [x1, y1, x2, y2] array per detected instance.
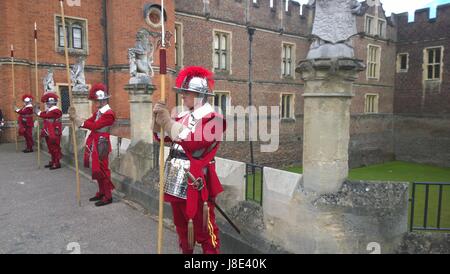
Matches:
[[203, 201, 209, 232], [188, 219, 194, 250]]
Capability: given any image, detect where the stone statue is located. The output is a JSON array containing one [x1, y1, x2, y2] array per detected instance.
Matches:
[[71, 56, 89, 93], [43, 69, 55, 93], [128, 29, 154, 84], [306, 0, 363, 59]]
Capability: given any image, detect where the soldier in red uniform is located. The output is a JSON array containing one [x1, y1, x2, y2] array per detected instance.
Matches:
[[15, 94, 35, 153], [153, 66, 226, 254], [35, 93, 63, 170], [69, 84, 116, 207]]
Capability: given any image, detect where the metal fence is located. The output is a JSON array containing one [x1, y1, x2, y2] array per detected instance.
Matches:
[[245, 163, 264, 205], [410, 182, 450, 232]]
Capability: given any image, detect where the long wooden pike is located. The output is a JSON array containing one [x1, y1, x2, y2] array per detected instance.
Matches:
[[11, 44, 18, 152], [157, 0, 167, 255], [34, 22, 41, 169], [59, 0, 81, 207]]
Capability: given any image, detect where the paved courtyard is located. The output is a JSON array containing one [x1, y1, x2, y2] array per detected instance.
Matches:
[[0, 142, 180, 254]]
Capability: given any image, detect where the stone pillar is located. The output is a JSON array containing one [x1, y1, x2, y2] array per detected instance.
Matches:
[[72, 91, 91, 120], [124, 83, 156, 145], [296, 58, 364, 194]]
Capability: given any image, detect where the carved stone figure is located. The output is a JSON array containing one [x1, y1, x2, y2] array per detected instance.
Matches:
[[71, 56, 89, 93], [43, 69, 55, 93], [307, 0, 363, 59], [128, 29, 154, 84]]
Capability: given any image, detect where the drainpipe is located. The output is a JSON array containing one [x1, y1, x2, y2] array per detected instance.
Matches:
[[248, 26, 255, 165], [102, 0, 109, 85]]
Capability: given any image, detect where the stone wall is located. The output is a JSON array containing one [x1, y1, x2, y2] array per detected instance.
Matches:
[[395, 115, 450, 167]]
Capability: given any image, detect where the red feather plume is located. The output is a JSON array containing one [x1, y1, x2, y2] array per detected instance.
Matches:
[[175, 66, 214, 90]]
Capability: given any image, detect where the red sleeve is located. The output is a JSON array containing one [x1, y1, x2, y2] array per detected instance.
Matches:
[[82, 112, 115, 131], [16, 107, 33, 115], [39, 109, 62, 119]]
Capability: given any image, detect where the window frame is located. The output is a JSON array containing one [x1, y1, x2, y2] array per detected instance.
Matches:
[[212, 29, 232, 74], [175, 22, 184, 68], [364, 93, 379, 114], [213, 91, 231, 116], [424, 46, 444, 81], [397, 53, 409, 73], [281, 42, 296, 79], [280, 93, 295, 120], [365, 15, 374, 35], [55, 15, 89, 55], [367, 44, 381, 80]]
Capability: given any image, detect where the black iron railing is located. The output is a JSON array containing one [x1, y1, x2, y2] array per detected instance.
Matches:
[[245, 163, 264, 205], [410, 182, 450, 232]]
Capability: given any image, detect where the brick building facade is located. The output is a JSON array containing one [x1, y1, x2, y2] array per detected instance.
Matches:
[[0, 0, 449, 168]]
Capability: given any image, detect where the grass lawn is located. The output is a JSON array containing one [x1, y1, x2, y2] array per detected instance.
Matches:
[[246, 161, 450, 230]]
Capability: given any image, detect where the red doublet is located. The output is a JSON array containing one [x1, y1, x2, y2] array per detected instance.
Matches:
[[155, 105, 226, 254], [16, 105, 34, 150], [39, 107, 62, 166], [82, 106, 116, 201]]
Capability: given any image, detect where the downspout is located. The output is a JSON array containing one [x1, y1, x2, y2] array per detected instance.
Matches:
[[102, 0, 109, 85]]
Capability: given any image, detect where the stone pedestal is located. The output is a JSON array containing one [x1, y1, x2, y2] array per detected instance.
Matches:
[[72, 91, 91, 120], [69, 91, 90, 153], [125, 84, 156, 145], [296, 58, 364, 194]]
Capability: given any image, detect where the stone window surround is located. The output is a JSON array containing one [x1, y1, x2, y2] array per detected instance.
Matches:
[[281, 41, 296, 79], [423, 46, 444, 81], [213, 90, 231, 116], [397, 52, 409, 73], [366, 44, 381, 81], [280, 93, 295, 120], [54, 14, 89, 56], [212, 29, 233, 75], [175, 22, 184, 69], [364, 93, 379, 114], [55, 83, 92, 116], [365, 14, 386, 39]]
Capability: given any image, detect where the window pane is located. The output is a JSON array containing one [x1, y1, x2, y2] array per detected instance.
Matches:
[[281, 96, 286, 118], [214, 94, 219, 107], [428, 50, 434, 64], [221, 95, 227, 116], [221, 53, 227, 69], [59, 25, 69, 47], [435, 49, 441, 63], [286, 96, 291, 118], [214, 34, 219, 50], [281, 60, 285, 75], [286, 46, 291, 59], [428, 65, 433, 79], [214, 52, 220, 69], [286, 61, 291, 76], [435, 65, 440, 79], [73, 27, 82, 49], [401, 55, 407, 70], [221, 35, 227, 50], [60, 86, 71, 114], [282, 46, 286, 59]]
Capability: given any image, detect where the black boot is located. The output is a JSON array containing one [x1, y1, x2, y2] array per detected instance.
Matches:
[[89, 195, 103, 202], [95, 199, 113, 207], [45, 162, 53, 168]]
